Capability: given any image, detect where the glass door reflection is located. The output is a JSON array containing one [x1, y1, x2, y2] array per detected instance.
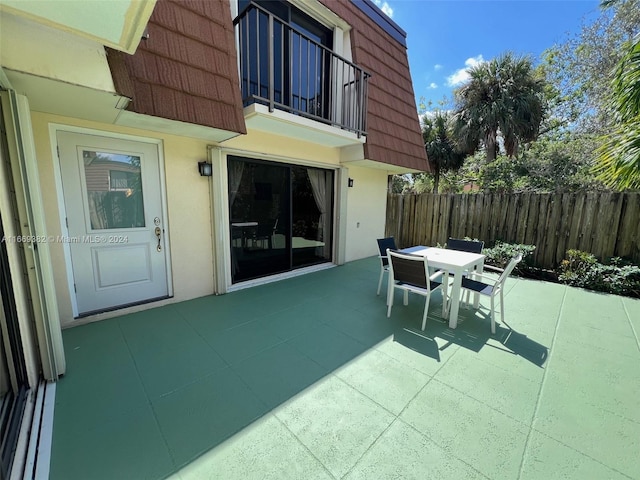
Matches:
[[228, 156, 333, 283]]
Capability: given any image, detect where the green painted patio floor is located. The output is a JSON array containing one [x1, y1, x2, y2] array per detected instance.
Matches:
[[50, 257, 640, 480]]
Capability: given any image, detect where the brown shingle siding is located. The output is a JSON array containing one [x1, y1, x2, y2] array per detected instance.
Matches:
[[108, 0, 424, 168], [320, 0, 428, 171], [109, 0, 246, 135]]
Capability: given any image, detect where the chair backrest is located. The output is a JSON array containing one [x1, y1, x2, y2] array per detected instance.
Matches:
[[497, 253, 523, 285], [376, 237, 397, 266], [446, 237, 484, 254], [256, 219, 276, 237], [387, 249, 430, 289]]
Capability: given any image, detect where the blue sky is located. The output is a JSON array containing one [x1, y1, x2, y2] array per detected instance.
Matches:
[[373, 0, 602, 110]]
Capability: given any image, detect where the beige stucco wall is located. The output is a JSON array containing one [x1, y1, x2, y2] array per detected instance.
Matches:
[[26, 112, 387, 326], [343, 165, 388, 262], [223, 128, 343, 166], [29, 112, 215, 327]]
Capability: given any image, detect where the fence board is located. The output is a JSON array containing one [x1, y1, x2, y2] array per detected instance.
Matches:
[[458, 195, 469, 238], [567, 193, 585, 253], [579, 194, 598, 254], [385, 192, 640, 269], [616, 194, 640, 259], [605, 193, 624, 258], [555, 193, 573, 265]]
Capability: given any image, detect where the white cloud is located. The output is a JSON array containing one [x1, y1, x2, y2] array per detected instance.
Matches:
[[446, 55, 485, 87], [434, 64, 443, 71], [428, 82, 438, 89], [373, 0, 394, 18]]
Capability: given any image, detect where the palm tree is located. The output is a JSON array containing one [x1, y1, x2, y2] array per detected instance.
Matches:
[[422, 111, 466, 193], [595, 37, 640, 189], [452, 52, 547, 163]]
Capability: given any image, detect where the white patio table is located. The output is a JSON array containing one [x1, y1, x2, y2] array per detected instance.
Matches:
[[401, 246, 485, 329]]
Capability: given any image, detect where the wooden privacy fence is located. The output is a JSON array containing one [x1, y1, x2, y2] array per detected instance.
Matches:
[[385, 192, 640, 269]]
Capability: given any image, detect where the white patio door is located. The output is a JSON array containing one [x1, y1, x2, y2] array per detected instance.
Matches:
[[57, 131, 169, 315]]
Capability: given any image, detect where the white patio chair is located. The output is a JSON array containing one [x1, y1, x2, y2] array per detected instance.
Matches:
[[376, 237, 397, 295], [458, 253, 523, 334], [386, 249, 447, 331]]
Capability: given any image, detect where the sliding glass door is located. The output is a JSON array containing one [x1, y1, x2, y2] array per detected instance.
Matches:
[[228, 156, 334, 283], [0, 215, 29, 479]]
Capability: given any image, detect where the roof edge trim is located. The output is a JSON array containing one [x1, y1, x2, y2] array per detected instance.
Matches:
[[349, 0, 406, 47]]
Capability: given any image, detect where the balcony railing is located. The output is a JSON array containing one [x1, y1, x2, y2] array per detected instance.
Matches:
[[234, 3, 371, 137]]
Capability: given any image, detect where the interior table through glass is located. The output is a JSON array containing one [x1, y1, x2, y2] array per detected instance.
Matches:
[[401, 246, 485, 329]]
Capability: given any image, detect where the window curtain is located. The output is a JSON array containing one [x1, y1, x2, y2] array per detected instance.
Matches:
[[228, 160, 245, 209], [307, 168, 330, 258]]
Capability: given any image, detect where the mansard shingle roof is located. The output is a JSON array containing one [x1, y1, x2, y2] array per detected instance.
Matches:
[[108, 0, 246, 135], [109, 0, 428, 172], [319, 0, 429, 171]]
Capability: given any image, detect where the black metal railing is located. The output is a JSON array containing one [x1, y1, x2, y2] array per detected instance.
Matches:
[[234, 3, 370, 137]]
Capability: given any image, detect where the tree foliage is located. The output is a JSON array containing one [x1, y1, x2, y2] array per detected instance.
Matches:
[[595, 37, 640, 189], [541, 0, 640, 133], [452, 52, 547, 162], [421, 111, 466, 193], [395, 1, 640, 194]]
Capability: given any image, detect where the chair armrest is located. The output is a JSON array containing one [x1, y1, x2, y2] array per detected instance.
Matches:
[[429, 270, 445, 282], [483, 264, 504, 273]]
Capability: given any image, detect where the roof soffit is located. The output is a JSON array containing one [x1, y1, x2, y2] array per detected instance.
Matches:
[[0, 0, 156, 54]]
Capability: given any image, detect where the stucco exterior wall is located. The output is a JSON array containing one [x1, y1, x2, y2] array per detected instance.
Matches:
[[222, 129, 343, 167], [27, 109, 387, 327], [343, 165, 388, 262]]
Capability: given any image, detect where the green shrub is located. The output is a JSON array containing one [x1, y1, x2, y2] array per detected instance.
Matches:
[[482, 241, 536, 273], [559, 250, 640, 297]]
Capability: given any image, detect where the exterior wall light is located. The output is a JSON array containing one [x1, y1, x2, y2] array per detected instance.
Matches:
[[348, 178, 354, 187], [198, 161, 212, 177]]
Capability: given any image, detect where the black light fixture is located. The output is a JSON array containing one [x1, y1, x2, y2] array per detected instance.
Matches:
[[198, 161, 212, 177], [348, 178, 354, 187]]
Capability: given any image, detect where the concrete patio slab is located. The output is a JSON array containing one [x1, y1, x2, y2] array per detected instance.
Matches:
[[49, 256, 640, 480]]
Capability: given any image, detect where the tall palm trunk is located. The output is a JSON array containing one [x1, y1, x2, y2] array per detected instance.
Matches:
[[432, 167, 440, 194], [485, 135, 497, 162]]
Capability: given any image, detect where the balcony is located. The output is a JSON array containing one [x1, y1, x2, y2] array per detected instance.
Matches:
[[234, 2, 370, 140], [48, 256, 640, 479]]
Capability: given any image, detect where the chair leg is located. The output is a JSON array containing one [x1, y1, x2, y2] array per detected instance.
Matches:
[[490, 295, 496, 334], [386, 281, 394, 317], [500, 289, 505, 324], [403, 290, 409, 306], [422, 293, 430, 330], [377, 268, 384, 295]]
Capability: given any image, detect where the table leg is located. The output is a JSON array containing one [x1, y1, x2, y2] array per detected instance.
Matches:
[[448, 269, 462, 329]]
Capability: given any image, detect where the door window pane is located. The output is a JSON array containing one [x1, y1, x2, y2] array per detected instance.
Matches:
[[83, 151, 145, 229]]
